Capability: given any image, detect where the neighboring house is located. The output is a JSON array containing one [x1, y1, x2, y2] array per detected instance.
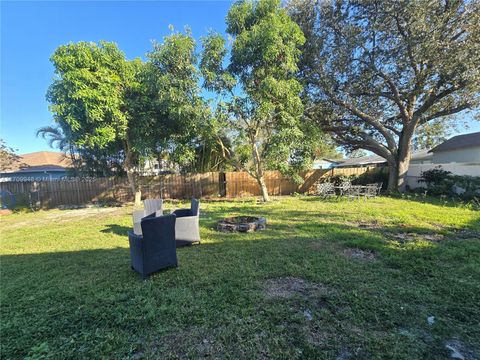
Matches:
[[0, 151, 73, 181], [336, 153, 387, 168], [312, 158, 343, 169], [338, 149, 434, 168], [136, 158, 179, 176], [428, 131, 480, 164], [409, 149, 433, 165]]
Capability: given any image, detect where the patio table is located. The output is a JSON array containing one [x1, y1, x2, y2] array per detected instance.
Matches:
[[333, 185, 369, 198]]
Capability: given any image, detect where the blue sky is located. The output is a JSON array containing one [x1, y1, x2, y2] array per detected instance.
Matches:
[[1, 0, 232, 154], [1, 1, 479, 155]]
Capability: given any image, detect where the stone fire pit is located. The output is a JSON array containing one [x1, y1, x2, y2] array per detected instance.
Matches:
[[217, 216, 267, 233]]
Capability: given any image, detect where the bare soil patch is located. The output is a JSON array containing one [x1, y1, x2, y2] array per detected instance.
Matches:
[[45, 206, 124, 220], [445, 339, 479, 360], [345, 220, 382, 230], [343, 248, 376, 261], [356, 220, 382, 229], [263, 277, 330, 299], [144, 327, 221, 359], [386, 232, 445, 243], [1, 207, 126, 230]]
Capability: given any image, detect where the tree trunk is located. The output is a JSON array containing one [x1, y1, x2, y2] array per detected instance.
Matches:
[[256, 174, 270, 202], [124, 139, 142, 206], [396, 124, 415, 192], [386, 160, 399, 193], [397, 152, 411, 192], [386, 149, 411, 193], [251, 142, 270, 202], [126, 170, 142, 205]]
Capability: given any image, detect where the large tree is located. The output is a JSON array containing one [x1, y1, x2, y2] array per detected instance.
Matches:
[[46, 36, 206, 201], [200, 0, 307, 201], [47, 41, 145, 203], [289, 0, 480, 191], [140, 30, 209, 170]]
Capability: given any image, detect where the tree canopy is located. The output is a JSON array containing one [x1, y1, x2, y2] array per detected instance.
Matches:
[[200, 0, 311, 201], [290, 0, 480, 191], [47, 41, 145, 201], [46, 33, 209, 200]]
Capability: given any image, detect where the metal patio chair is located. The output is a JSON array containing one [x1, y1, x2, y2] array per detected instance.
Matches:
[[316, 182, 336, 198], [363, 184, 378, 198], [338, 181, 352, 197]]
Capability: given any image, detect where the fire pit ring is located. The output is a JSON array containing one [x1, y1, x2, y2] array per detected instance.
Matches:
[[217, 216, 267, 233]]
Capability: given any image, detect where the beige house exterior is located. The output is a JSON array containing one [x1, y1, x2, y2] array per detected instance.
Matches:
[[432, 147, 480, 164], [429, 131, 480, 164], [406, 131, 480, 189]]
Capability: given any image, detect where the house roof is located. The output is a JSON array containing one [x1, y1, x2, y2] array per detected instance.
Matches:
[[336, 154, 387, 167], [314, 158, 344, 164], [337, 149, 431, 167], [429, 131, 480, 153], [3, 151, 73, 173], [323, 158, 344, 163], [410, 149, 432, 161]]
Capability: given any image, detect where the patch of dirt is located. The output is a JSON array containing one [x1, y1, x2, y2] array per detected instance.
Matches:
[[357, 220, 382, 229], [144, 327, 221, 359], [262, 277, 330, 299], [45, 206, 123, 220], [343, 248, 376, 261], [346, 220, 382, 230], [445, 339, 479, 360], [386, 232, 445, 243], [1, 206, 127, 230]]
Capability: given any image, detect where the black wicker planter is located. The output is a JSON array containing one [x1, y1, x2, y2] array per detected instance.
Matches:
[[217, 216, 267, 233]]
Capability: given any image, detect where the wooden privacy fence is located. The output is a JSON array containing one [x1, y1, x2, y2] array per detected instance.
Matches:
[[0, 167, 375, 209]]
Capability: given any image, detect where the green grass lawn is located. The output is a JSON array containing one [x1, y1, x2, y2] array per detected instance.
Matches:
[[1, 196, 479, 359]]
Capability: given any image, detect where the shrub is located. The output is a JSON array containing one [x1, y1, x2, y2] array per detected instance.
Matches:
[[418, 167, 452, 186], [352, 168, 389, 189], [321, 168, 389, 189], [419, 167, 480, 200], [327, 174, 355, 186]]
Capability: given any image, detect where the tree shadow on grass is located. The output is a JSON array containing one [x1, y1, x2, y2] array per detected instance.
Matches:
[[101, 224, 131, 236]]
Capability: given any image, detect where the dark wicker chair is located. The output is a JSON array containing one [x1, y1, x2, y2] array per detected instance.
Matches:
[[128, 213, 177, 279], [172, 198, 200, 246]]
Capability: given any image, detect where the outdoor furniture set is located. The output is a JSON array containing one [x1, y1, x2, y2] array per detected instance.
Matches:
[[128, 198, 200, 278], [316, 181, 382, 199]]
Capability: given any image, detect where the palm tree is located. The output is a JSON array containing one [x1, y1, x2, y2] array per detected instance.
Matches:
[[36, 125, 82, 174], [36, 126, 69, 150]]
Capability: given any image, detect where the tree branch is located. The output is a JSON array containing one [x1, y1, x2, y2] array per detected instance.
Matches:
[[419, 103, 472, 125], [413, 81, 464, 121], [325, 90, 398, 152]]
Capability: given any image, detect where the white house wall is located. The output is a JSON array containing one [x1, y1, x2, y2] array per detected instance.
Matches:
[[432, 146, 480, 164], [406, 163, 480, 189]]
